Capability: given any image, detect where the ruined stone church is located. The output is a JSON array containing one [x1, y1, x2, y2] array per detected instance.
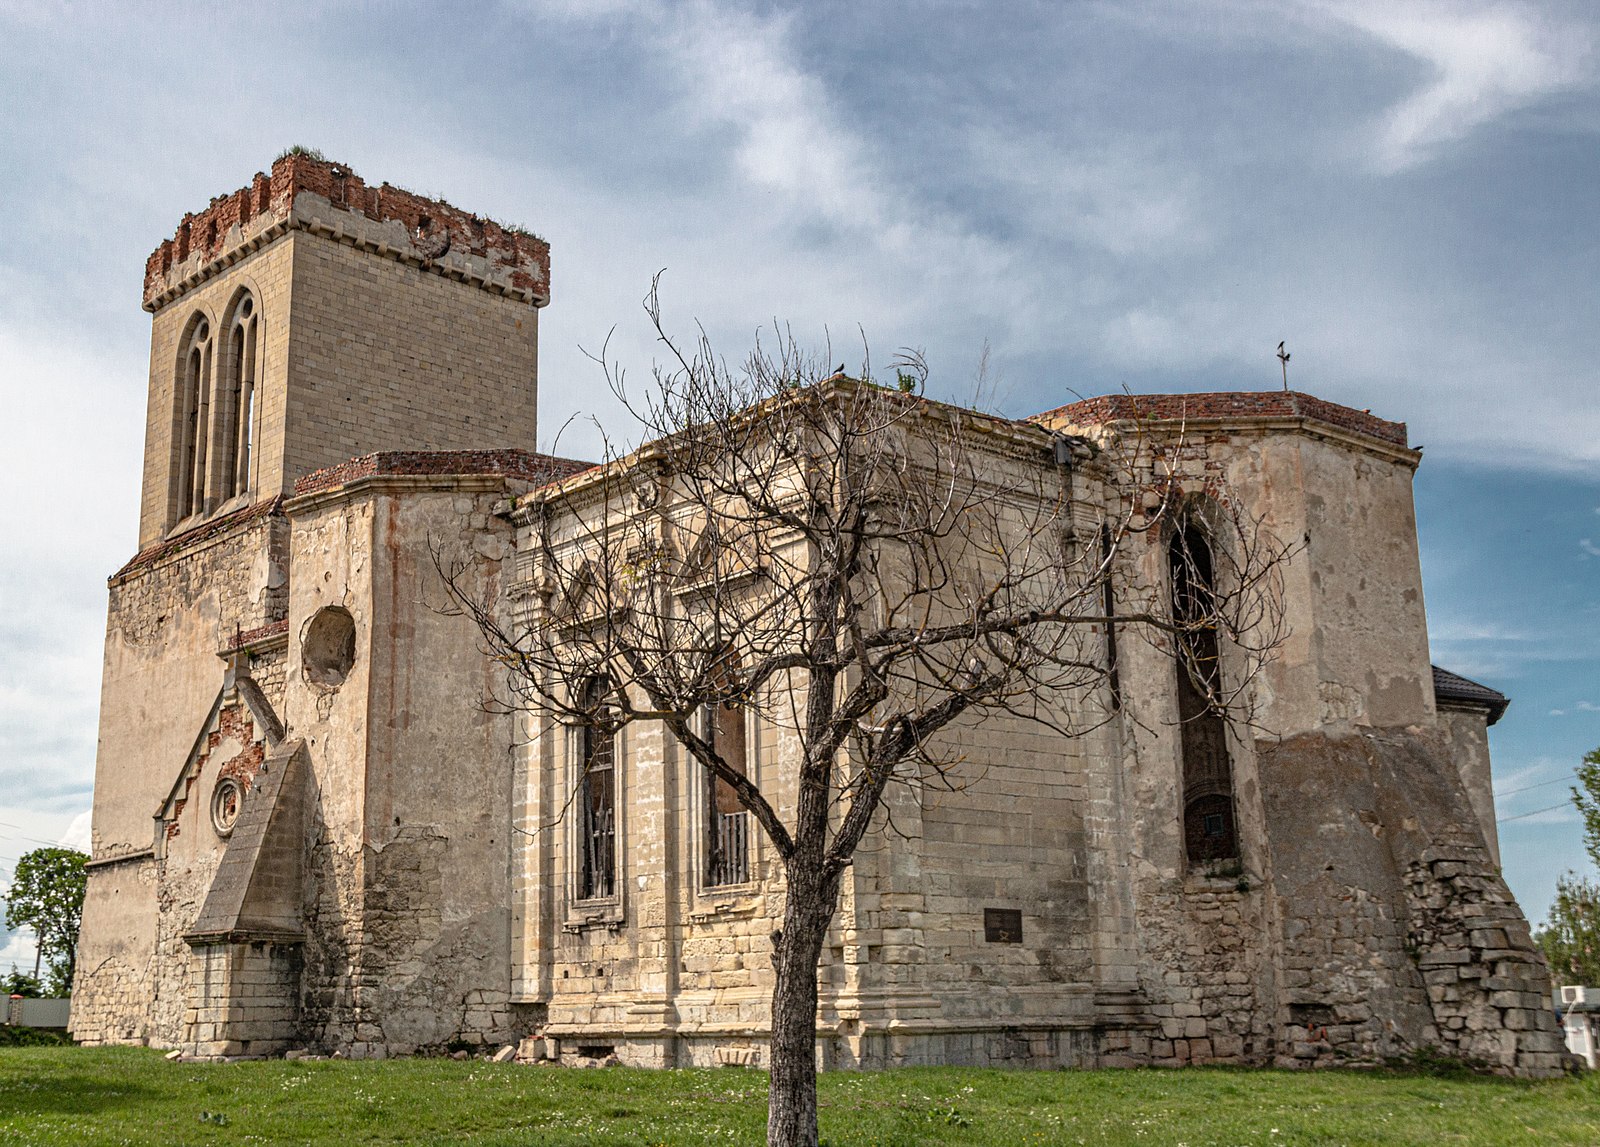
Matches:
[[72, 153, 1568, 1075]]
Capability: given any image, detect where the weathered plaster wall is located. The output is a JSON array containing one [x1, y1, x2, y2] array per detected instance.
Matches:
[[68, 859, 158, 1045], [92, 512, 288, 852], [283, 479, 530, 1056], [1439, 705, 1501, 866], [1260, 728, 1567, 1074], [75, 510, 287, 1046], [357, 485, 526, 1052], [280, 492, 375, 1052]]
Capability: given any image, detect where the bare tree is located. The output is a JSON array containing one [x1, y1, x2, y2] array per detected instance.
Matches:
[[437, 290, 1296, 1147]]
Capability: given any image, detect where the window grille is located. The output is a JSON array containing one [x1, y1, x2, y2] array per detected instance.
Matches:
[[578, 677, 616, 900], [1171, 523, 1239, 865], [707, 808, 750, 887], [704, 699, 750, 887]]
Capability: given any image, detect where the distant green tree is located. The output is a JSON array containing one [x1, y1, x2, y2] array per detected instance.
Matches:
[[1535, 748, 1600, 987], [1572, 747, 1600, 870], [1, 969, 43, 998], [1537, 874, 1600, 987], [3, 848, 87, 996]]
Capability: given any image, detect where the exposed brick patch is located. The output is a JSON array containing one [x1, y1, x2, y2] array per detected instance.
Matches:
[[144, 153, 551, 309], [292, 450, 593, 498], [228, 620, 290, 651], [1031, 391, 1408, 449], [165, 704, 262, 844], [112, 498, 285, 584]]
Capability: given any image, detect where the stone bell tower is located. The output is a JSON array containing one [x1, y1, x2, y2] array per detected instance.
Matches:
[[73, 153, 553, 1050], [135, 150, 550, 547]]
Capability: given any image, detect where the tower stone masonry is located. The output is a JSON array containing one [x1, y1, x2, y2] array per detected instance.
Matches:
[[72, 155, 1571, 1074]]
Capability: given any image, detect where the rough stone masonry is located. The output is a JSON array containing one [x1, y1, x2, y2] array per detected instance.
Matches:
[[71, 154, 1570, 1074]]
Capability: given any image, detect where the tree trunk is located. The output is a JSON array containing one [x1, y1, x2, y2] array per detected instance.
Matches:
[[767, 862, 841, 1147]]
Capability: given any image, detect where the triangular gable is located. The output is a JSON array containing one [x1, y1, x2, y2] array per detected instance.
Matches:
[[677, 519, 764, 593], [559, 558, 598, 616], [679, 521, 723, 581], [153, 673, 286, 856]]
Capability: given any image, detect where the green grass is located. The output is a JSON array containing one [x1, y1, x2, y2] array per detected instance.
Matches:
[[0, 1048, 1596, 1145]]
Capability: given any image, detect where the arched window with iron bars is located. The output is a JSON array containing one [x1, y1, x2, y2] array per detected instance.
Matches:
[[578, 676, 617, 900], [704, 698, 750, 887], [1170, 521, 1239, 865]]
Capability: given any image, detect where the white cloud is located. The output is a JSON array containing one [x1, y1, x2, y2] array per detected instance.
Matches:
[[1494, 758, 1558, 795], [661, 4, 886, 233], [1428, 620, 1533, 643], [0, 929, 37, 978], [57, 810, 90, 852], [1311, 0, 1594, 173]]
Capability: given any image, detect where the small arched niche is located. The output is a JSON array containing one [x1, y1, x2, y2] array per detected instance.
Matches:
[[302, 606, 357, 689]]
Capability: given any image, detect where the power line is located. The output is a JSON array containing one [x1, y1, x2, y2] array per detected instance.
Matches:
[[0, 833, 67, 850], [1494, 774, 1578, 800], [1498, 801, 1574, 824]]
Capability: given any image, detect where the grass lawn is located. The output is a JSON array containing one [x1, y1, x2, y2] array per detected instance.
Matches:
[[0, 1048, 1596, 1146]]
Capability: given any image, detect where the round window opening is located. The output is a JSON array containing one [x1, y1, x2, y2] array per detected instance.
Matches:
[[212, 777, 244, 837], [302, 606, 357, 689]]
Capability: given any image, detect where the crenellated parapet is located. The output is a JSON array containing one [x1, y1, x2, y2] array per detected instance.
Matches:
[[142, 152, 551, 313]]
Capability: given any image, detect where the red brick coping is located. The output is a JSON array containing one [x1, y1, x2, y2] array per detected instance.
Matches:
[[1031, 391, 1408, 448], [144, 152, 551, 308], [111, 498, 284, 584], [226, 620, 290, 651]]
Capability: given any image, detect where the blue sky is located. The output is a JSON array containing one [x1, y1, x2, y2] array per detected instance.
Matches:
[[1, 0, 1597, 965]]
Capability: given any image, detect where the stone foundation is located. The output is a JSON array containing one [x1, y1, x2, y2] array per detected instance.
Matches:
[[184, 940, 302, 1059]]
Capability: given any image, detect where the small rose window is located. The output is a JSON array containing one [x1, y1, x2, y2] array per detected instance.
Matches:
[[212, 777, 244, 837]]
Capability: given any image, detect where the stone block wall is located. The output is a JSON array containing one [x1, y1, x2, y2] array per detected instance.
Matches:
[[279, 230, 541, 490], [186, 940, 302, 1059], [1259, 728, 1567, 1072], [140, 245, 295, 546], [1404, 850, 1569, 1076]]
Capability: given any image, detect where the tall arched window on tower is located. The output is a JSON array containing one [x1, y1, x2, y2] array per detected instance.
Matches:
[[173, 314, 214, 526], [578, 676, 617, 900], [216, 291, 260, 501], [1171, 520, 1239, 866]]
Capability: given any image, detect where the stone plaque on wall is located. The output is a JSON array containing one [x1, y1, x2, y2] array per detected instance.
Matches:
[[984, 908, 1022, 943]]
